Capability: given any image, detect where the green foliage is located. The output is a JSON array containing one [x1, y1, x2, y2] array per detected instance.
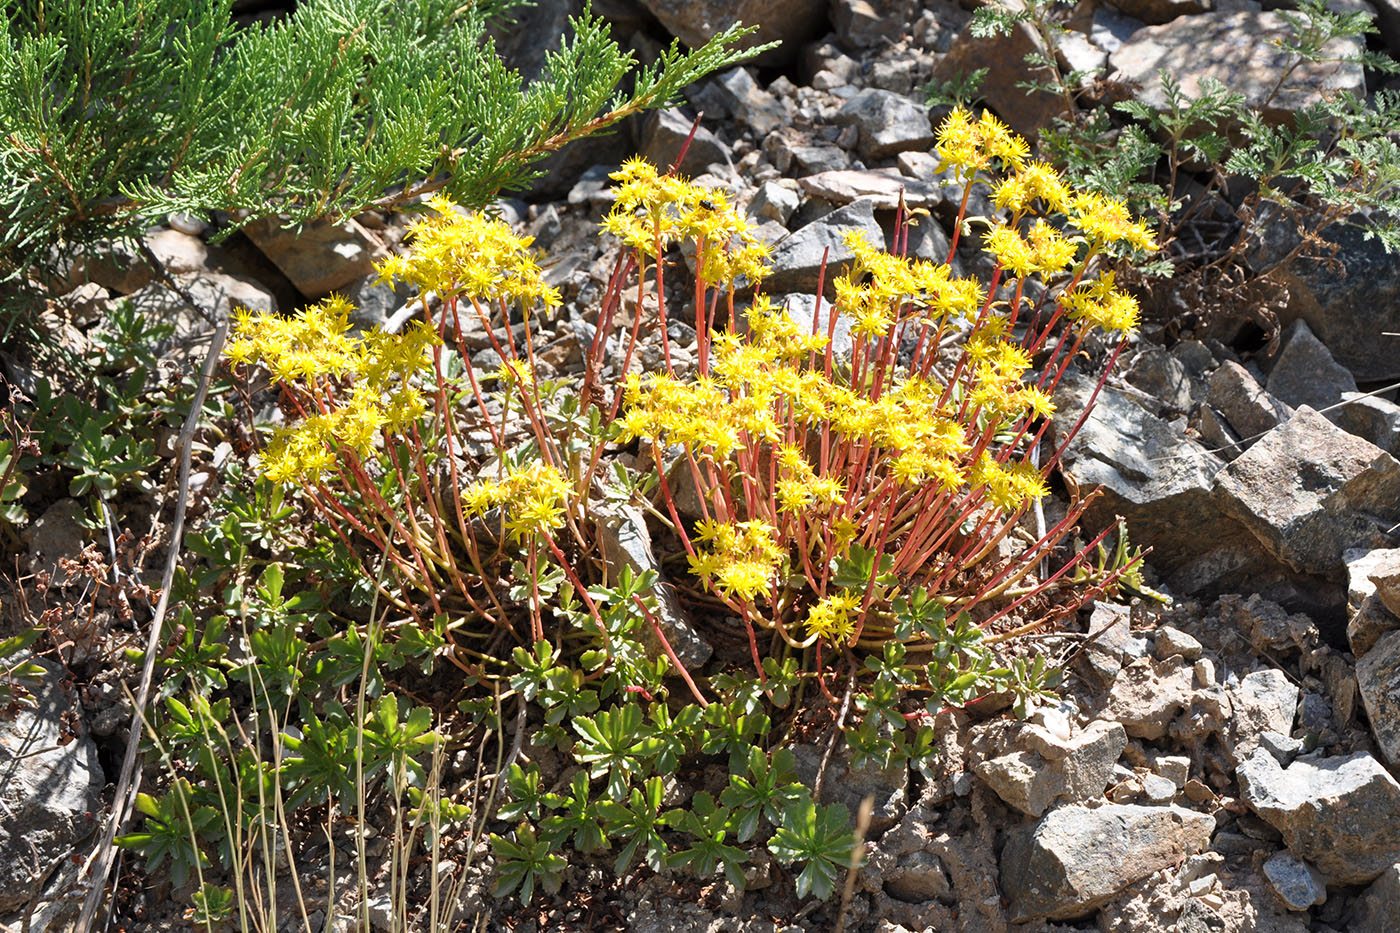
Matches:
[[116, 780, 220, 888], [491, 823, 567, 906], [767, 800, 858, 902], [0, 438, 29, 527], [0, 628, 47, 708], [0, 0, 766, 283]]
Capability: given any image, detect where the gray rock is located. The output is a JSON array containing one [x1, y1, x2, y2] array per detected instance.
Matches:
[[1258, 731, 1306, 766], [1224, 669, 1299, 766], [637, 0, 825, 66], [1081, 602, 1149, 685], [832, 0, 904, 48], [931, 17, 1065, 137], [117, 270, 276, 360], [146, 227, 209, 276], [832, 89, 934, 160], [342, 273, 414, 332], [1125, 347, 1200, 416], [1154, 626, 1203, 661], [0, 661, 104, 912], [1357, 629, 1400, 764], [1263, 850, 1327, 910], [713, 68, 789, 136], [1214, 407, 1400, 578], [1053, 30, 1108, 86], [797, 168, 943, 211], [776, 293, 853, 358], [1091, 2, 1144, 53], [1350, 594, 1400, 659], [1351, 862, 1400, 932], [1152, 754, 1191, 789], [974, 720, 1127, 816], [594, 502, 713, 669], [1054, 371, 1254, 595], [1103, 657, 1196, 740], [1337, 392, 1400, 457], [1237, 749, 1400, 884], [1281, 221, 1400, 382], [1192, 404, 1245, 461], [640, 108, 729, 176], [1265, 320, 1357, 420], [1366, 548, 1400, 620], [883, 850, 951, 903], [242, 215, 387, 298], [748, 180, 801, 225], [1105, 0, 1210, 25], [764, 197, 884, 293], [1000, 803, 1215, 922], [22, 498, 90, 586], [1205, 360, 1292, 445], [1109, 11, 1365, 121]]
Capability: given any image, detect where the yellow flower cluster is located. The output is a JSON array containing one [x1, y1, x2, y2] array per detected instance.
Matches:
[[992, 160, 1071, 214], [934, 108, 1029, 174], [603, 158, 771, 286], [225, 297, 439, 484], [375, 196, 560, 310], [833, 232, 983, 339], [804, 590, 861, 645], [1067, 192, 1157, 253], [1060, 272, 1142, 337], [969, 453, 1051, 512], [687, 519, 785, 602], [461, 462, 572, 542], [983, 220, 1077, 279], [774, 444, 844, 513]]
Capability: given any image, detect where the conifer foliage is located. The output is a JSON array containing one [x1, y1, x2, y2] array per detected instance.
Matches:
[[0, 0, 760, 279]]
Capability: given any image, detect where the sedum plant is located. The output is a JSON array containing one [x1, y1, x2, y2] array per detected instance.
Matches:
[[220, 108, 1156, 908]]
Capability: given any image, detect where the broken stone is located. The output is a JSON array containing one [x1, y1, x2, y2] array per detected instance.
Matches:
[[640, 108, 729, 176], [932, 11, 1065, 137], [1258, 731, 1306, 767], [712, 68, 789, 136], [1368, 549, 1400, 620], [1082, 602, 1150, 686], [1350, 594, 1399, 659], [1215, 407, 1400, 579], [1125, 346, 1200, 416], [1108, 11, 1365, 121], [1104, 0, 1210, 24], [764, 197, 885, 293], [637, 0, 824, 66], [1205, 360, 1292, 447], [1265, 320, 1357, 420], [792, 741, 907, 834], [1000, 803, 1215, 922], [1102, 657, 1195, 740], [748, 180, 800, 225], [1351, 862, 1400, 932], [974, 720, 1127, 816], [1224, 669, 1299, 766], [1263, 850, 1327, 911], [1154, 626, 1203, 661], [797, 168, 943, 210], [1357, 629, 1400, 764], [242, 215, 388, 298], [593, 502, 712, 669], [1237, 748, 1400, 885], [0, 661, 104, 912], [1336, 391, 1400, 457], [832, 0, 904, 48], [832, 89, 934, 161]]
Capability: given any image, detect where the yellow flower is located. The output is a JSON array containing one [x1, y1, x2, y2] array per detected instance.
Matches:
[[804, 590, 862, 645]]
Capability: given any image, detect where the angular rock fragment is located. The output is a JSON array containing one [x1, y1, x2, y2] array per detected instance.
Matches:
[[1224, 669, 1298, 766], [1237, 749, 1400, 884], [1109, 11, 1364, 121], [1000, 803, 1214, 921], [797, 169, 943, 211], [641, 108, 729, 176], [1204, 360, 1291, 446], [1357, 629, 1400, 764], [1265, 320, 1357, 419], [1262, 851, 1327, 910], [1102, 657, 1195, 740], [832, 90, 934, 161], [763, 198, 884, 293], [1214, 407, 1400, 578], [243, 215, 388, 298], [0, 661, 104, 912], [974, 721, 1127, 816]]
